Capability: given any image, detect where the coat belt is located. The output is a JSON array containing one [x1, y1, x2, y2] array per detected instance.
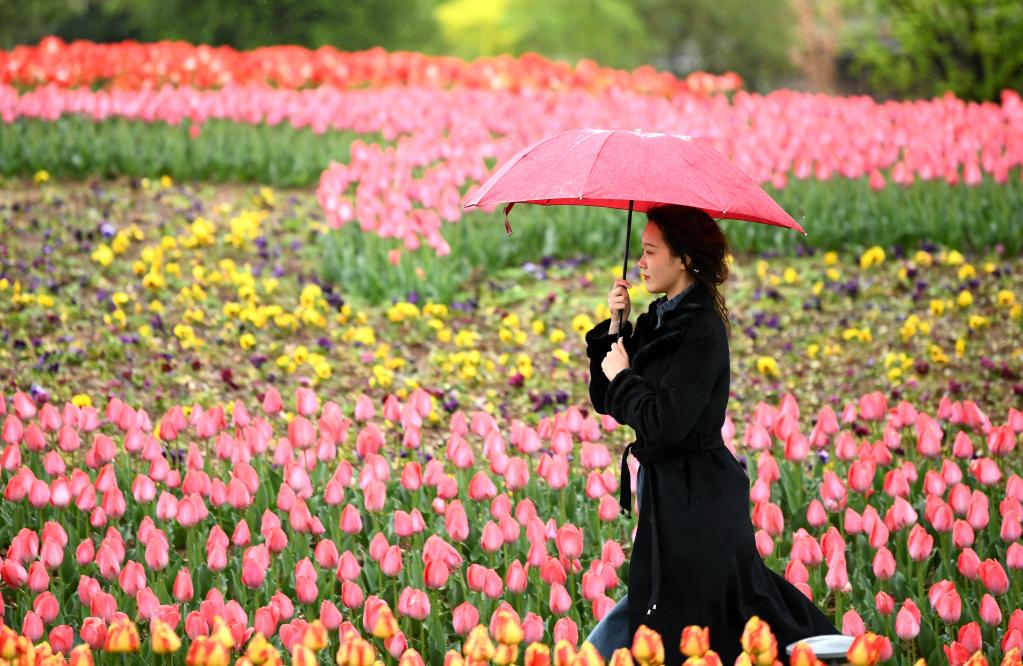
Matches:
[[618, 432, 726, 618]]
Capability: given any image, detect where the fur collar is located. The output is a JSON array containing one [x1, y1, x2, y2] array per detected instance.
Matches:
[[630, 281, 714, 371]]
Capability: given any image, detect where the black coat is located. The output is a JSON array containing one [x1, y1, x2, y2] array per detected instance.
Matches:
[[586, 280, 837, 666]]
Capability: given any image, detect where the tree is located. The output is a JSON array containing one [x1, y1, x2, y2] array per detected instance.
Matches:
[[631, 0, 801, 91], [840, 0, 1023, 101]]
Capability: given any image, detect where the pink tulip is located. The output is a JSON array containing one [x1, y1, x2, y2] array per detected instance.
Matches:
[[934, 589, 962, 624], [553, 616, 578, 647], [483, 568, 503, 599], [549, 582, 571, 615], [339, 504, 363, 534], [33, 590, 59, 624], [26, 561, 49, 593], [49, 625, 73, 654], [173, 568, 194, 602], [952, 520, 975, 548], [957, 548, 981, 579], [341, 580, 363, 609], [1007, 543, 1023, 569], [452, 602, 479, 636], [320, 600, 342, 630], [296, 574, 318, 605], [397, 587, 430, 620], [895, 599, 920, 639], [80, 617, 107, 649], [254, 605, 278, 638], [555, 524, 583, 560], [875, 591, 894, 616], [979, 558, 1010, 595], [872, 546, 896, 580], [958, 623, 982, 655], [423, 559, 449, 589], [907, 524, 934, 560], [380, 545, 403, 576], [505, 560, 528, 594], [841, 609, 865, 636], [444, 500, 469, 541]]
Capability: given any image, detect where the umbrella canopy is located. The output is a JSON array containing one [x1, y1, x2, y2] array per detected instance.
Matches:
[[463, 128, 805, 234]]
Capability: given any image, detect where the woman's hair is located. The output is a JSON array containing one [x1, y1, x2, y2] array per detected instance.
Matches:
[[646, 204, 732, 336]]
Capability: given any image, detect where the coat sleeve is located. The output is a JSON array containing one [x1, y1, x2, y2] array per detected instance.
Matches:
[[584, 317, 634, 414], [604, 323, 723, 448]]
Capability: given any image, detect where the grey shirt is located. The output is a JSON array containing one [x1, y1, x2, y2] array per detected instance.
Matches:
[[654, 282, 696, 329]]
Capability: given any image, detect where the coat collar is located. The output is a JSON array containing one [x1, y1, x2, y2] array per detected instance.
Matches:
[[631, 280, 714, 371]]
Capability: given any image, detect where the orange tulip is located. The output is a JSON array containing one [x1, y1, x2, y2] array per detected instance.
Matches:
[[572, 642, 605, 665], [739, 617, 776, 666], [609, 647, 635, 666], [151, 618, 182, 654], [69, 644, 94, 666], [291, 643, 317, 666], [303, 619, 328, 652], [342, 637, 377, 666], [964, 652, 989, 666], [789, 642, 819, 666], [104, 618, 140, 653], [553, 639, 577, 666], [0, 623, 19, 659], [631, 624, 665, 666], [680, 626, 710, 658], [186, 636, 231, 666], [732, 652, 754, 666], [493, 609, 525, 646], [444, 649, 467, 666], [398, 648, 426, 666], [1002, 647, 1022, 666], [246, 632, 274, 664], [209, 616, 236, 650], [463, 625, 495, 662], [846, 632, 884, 666], [493, 643, 520, 666], [524, 642, 552, 666], [371, 606, 399, 641]]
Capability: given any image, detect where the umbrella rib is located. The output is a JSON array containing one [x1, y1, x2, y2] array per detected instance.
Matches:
[[579, 131, 615, 200]]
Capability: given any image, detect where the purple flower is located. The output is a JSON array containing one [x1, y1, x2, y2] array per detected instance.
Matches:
[[99, 222, 116, 238]]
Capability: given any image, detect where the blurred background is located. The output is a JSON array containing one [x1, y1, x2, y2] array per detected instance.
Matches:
[[2, 0, 1021, 101]]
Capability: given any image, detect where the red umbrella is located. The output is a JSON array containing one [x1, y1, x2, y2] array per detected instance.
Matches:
[[462, 128, 805, 334]]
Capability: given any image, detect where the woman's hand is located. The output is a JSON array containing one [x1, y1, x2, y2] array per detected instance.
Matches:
[[607, 279, 632, 333], [602, 339, 630, 381]]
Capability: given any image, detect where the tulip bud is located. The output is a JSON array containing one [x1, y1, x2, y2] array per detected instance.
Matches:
[[631, 625, 665, 665], [679, 626, 710, 658], [151, 619, 182, 654], [105, 617, 141, 653], [463, 625, 495, 662], [524, 642, 552, 666]]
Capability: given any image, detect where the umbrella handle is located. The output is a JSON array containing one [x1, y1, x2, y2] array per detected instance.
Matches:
[[616, 200, 634, 340]]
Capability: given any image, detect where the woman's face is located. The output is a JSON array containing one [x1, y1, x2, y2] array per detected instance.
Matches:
[[638, 222, 688, 297]]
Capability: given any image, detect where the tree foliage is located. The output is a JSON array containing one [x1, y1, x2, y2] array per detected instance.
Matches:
[[841, 0, 1023, 101]]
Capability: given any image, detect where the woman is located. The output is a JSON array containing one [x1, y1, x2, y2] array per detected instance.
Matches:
[[583, 205, 837, 665]]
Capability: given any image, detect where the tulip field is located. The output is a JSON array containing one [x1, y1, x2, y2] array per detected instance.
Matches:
[[2, 38, 1023, 666]]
